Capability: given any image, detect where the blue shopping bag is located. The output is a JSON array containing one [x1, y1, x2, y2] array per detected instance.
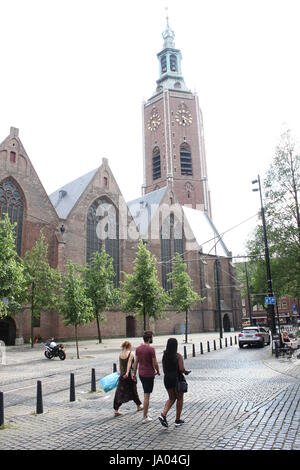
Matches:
[[99, 372, 120, 393]]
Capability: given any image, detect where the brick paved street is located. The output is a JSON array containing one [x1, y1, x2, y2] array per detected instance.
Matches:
[[0, 333, 300, 450]]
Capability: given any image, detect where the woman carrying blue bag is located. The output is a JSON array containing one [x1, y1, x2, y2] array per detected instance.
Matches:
[[113, 341, 143, 417]]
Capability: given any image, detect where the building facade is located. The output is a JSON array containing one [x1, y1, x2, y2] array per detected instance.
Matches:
[[0, 21, 242, 345]]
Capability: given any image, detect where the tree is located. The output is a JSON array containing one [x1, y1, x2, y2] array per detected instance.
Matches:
[[246, 130, 300, 302], [85, 248, 116, 343], [120, 240, 169, 330], [0, 214, 25, 318], [168, 253, 201, 343], [60, 261, 94, 359], [23, 232, 61, 347]]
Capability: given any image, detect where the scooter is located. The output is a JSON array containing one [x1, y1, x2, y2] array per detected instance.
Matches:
[[44, 338, 66, 360]]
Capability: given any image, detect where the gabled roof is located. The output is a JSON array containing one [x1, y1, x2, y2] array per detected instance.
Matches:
[[127, 186, 167, 237], [49, 168, 98, 220], [182, 206, 230, 257]]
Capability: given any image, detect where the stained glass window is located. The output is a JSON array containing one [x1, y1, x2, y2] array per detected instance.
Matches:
[[86, 196, 119, 286], [0, 178, 24, 255]]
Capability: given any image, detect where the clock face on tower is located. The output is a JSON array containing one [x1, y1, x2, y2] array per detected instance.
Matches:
[[175, 107, 193, 126], [148, 111, 161, 131]]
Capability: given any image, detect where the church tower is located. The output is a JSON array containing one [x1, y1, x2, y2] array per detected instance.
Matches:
[[142, 18, 212, 216]]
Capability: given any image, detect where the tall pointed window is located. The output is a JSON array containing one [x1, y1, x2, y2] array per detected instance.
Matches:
[[0, 178, 24, 255], [86, 196, 119, 286], [161, 55, 167, 74], [160, 213, 184, 291], [152, 147, 161, 181], [170, 55, 177, 72], [180, 143, 193, 176]]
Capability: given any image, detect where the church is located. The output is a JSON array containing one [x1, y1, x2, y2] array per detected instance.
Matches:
[[0, 20, 242, 345]]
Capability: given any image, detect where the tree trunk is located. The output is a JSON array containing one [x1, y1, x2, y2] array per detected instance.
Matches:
[[185, 309, 188, 344], [75, 325, 79, 359], [31, 282, 34, 349], [143, 302, 146, 332], [95, 312, 102, 343]]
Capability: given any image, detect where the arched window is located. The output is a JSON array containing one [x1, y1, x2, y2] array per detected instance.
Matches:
[[160, 213, 184, 291], [0, 178, 24, 255], [161, 56, 167, 74], [170, 55, 177, 72], [180, 143, 193, 176], [86, 196, 119, 286], [152, 147, 161, 181]]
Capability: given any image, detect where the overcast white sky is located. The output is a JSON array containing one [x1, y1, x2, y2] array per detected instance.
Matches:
[[1, 0, 300, 257]]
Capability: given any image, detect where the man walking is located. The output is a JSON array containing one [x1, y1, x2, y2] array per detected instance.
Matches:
[[133, 331, 160, 423]]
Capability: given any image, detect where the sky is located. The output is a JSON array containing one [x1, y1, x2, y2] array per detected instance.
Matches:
[[1, 0, 300, 258]]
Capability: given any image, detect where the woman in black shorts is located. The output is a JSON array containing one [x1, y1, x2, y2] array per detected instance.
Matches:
[[158, 338, 190, 428]]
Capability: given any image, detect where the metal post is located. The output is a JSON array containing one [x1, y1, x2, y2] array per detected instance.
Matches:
[[235, 336, 237, 345], [230, 336, 232, 346], [245, 262, 253, 326], [225, 337, 228, 347], [184, 346, 187, 359], [0, 392, 4, 427], [200, 342, 203, 355], [192, 344, 196, 357], [70, 373, 75, 402], [91, 368, 96, 393], [36, 381, 43, 414], [214, 339, 216, 351], [113, 363, 117, 373], [207, 341, 210, 353], [215, 258, 223, 339], [220, 338, 222, 349]]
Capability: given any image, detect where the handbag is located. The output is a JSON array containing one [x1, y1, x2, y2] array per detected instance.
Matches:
[[99, 372, 120, 393], [176, 373, 188, 393]]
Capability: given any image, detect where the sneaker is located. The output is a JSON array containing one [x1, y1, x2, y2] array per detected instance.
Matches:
[[175, 419, 184, 427], [142, 416, 153, 423], [158, 414, 168, 428]]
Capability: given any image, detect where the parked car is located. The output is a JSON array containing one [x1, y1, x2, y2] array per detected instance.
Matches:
[[238, 326, 271, 348]]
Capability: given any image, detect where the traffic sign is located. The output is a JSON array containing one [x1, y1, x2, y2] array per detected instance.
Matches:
[[265, 296, 276, 305]]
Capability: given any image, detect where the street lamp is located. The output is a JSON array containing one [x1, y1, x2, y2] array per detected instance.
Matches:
[[252, 175, 276, 336]]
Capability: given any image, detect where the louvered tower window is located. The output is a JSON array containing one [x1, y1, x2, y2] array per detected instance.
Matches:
[[170, 55, 177, 72], [152, 147, 161, 181], [86, 196, 119, 286], [161, 56, 167, 74], [0, 178, 24, 255], [180, 143, 193, 176]]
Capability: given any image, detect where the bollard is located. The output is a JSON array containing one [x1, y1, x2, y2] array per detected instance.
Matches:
[[91, 368, 96, 393], [225, 338, 228, 347], [214, 339, 216, 351], [70, 373, 76, 402], [200, 342, 203, 355], [184, 345, 187, 360], [220, 338, 222, 349], [113, 363, 117, 373], [230, 336, 232, 346], [207, 341, 210, 353], [36, 381, 43, 414], [0, 391, 4, 427], [192, 344, 196, 357], [235, 336, 237, 345]]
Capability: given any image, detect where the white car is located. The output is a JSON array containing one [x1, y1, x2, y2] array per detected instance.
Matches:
[[238, 326, 271, 348]]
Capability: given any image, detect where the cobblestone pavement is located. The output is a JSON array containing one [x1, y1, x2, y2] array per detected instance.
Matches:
[[0, 334, 300, 450]]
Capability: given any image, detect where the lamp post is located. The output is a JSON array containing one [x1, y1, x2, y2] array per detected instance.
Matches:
[[252, 175, 276, 336], [244, 262, 253, 326], [215, 258, 223, 339]]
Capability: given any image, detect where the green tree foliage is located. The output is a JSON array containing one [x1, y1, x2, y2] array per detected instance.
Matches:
[[168, 253, 201, 343], [246, 130, 300, 301], [60, 261, 94, 359], [85, 248, 116, 343], [0, 214, 25, 317], [120, 240, 170, 330], [23, 232, 61, 347]]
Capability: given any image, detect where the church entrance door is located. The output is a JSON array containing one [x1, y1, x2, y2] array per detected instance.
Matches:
[[0, 316, 16, 345], [126, 316, 135, 338], [223, 314, 231, 333]]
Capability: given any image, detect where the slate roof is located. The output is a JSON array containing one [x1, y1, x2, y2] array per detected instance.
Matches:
[[182, 206, 230, 257], [49, 168, 98, 220]]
